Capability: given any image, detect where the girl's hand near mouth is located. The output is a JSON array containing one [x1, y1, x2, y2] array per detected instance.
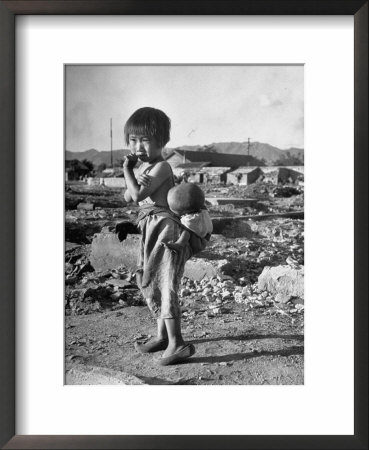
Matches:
[[137, 173, 152, 187], [123, 153, 138, 169]]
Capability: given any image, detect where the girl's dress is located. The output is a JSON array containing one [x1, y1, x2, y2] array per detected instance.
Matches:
[[135, 163, 192, 319]]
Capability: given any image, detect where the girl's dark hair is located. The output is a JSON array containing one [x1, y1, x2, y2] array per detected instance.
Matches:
[[124, 107, 171, 149]]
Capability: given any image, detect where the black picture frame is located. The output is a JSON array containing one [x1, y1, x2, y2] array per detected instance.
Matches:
[[0, 1, 367, 449]]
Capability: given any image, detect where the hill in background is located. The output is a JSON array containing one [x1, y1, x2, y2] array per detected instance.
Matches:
[[66, 142, 304, 167], [173, 142, 304, 165], [66, 148, 131, 168]]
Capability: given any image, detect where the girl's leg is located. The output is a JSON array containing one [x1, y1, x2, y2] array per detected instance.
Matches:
[[134, 312, 168, 354], [162, 317, 186, 357], [156, 318, 168, 340]]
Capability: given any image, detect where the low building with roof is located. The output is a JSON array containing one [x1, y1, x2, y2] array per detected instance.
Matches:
[[172, 162, 211, 183], [166, 149, 259, 169], [201, 167, 232, 184], [228, 166, 263, 185], [261, 167, 304, 184]]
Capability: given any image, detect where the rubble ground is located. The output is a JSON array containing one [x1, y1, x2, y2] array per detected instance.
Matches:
[[65, 181, 304, 385]]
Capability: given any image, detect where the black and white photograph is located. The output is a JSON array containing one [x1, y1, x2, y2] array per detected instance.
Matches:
[[65, 64, 304, 385]]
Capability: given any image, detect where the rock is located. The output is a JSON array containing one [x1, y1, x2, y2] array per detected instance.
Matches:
[[184, 258, 233, 281], [77, 202, 94, 211], [90, 232, 140, 273], [180, 288, 191, 297], [242, 286, 251, 296], [234, 292, 244, 303], [106, 279, 133, 289], [258, 265, 304, 299], [65, 276, 78, 285], [219, 275, 235, 282], [275, 293, 293, 304], [65, 242, 81, 252], [110, 292, 124, 301], [292, 297, 304, 305]]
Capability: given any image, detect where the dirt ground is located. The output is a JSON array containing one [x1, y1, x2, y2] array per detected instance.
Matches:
[[65, 302, 303, 385], [65, 181, 304, 385]]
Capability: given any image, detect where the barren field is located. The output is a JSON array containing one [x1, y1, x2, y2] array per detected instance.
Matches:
[[65, 181, 304, 385]]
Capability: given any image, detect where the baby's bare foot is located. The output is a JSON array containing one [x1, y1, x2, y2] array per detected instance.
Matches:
[[162, 241, 184, 254]]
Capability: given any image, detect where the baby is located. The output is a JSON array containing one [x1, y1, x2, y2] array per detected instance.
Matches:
[[164, 183, 213, 254]]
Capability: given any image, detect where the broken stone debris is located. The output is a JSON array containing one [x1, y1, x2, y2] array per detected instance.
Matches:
[[65, 253, 94, 279], [65, 261, 304, 317], [65, 266, 144, 315], [65, 180, 304, 319], [67, 233, 304, 317], [270, 186, 303, 198], [178, 270, 304, 318]]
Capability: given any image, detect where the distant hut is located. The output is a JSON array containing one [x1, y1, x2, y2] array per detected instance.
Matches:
[[201, 167, 231, 184], [228, 166, 263, 185], [261, 166, 304, 184], [285, 166, 304, 175], [172, 162, 211, 183]]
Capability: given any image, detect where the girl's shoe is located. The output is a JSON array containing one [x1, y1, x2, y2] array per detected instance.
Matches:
[[134, 338, 169, 353]]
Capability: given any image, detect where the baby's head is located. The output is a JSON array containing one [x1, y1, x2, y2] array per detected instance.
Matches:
[[167, 183, 205, 216], [124, 107, 171, 150]]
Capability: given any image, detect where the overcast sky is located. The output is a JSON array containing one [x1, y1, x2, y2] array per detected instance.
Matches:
[[66, 65, 303, 151]]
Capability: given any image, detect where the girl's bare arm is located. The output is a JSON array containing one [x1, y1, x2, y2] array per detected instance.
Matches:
[[124, 173, 151, 203], [123, 161, 172, 204], [124, 189, 133, 203]]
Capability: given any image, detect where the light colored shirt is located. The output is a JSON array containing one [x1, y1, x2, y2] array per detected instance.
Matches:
[[180, 209, 213, 238]]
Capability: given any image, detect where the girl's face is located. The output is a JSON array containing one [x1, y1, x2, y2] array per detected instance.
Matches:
[[128, 134, 162, 163]]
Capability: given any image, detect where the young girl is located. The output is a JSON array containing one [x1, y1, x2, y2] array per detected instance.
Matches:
[[123, 107, 195, 366]]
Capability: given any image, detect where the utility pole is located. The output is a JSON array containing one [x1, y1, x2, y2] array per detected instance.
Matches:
[[247, 137, 251, 166], [110, 118, 113, 168]]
